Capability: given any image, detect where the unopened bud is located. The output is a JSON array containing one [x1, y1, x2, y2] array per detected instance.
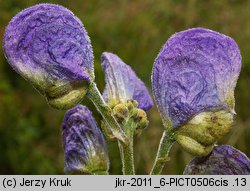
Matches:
[[127, 99, 138, 110], [113, 103, 129, 123]]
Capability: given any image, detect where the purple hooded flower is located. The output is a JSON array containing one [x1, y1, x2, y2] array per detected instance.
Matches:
[[152, 28, 241, 128], [3, 4, 94, 109], [184, 145, 250, 175], [62, 105, 109, 173], [102, 52, 153, 111]]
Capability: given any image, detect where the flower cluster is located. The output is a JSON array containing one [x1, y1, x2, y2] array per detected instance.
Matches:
[[3, 3, 250, 175], [101, 52, 153, 134]]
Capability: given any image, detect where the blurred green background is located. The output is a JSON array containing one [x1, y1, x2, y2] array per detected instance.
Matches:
[[0, 0, 250, 174]]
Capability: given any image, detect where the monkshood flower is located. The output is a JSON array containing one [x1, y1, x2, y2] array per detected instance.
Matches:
[[101, 52, 153, 130], [152, 28, 241, 155], [102, 52, 153, 111], [62, 105, 109, 174], [3, 4, 94, 109], [184, 145, 250, 175]]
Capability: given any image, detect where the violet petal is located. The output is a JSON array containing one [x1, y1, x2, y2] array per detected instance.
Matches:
[[102, 52, 153, 111], [152, 28, 241, 128], [184, 145, 250, 175], [62, 105, 109, 173], [3, 4, 94, 109]]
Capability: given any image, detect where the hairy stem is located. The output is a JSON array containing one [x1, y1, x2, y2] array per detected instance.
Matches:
[[87, 83, 134, 174], [150, 129, 175, 175], [118, 140, 135, 175], [86, 83, 127, 143], [121, 117, 137, 174]]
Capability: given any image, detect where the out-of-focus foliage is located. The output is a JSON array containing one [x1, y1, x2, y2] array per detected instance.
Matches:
[[0, 0, 249, 174]]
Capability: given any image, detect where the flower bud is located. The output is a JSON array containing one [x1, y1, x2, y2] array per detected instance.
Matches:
[[132, 109, 149, 129], [152, 28, 241, 155], [3, 4, 94, 109], [184, 145, 250, 175], [137, 117, 149, 130], [113, 103, 129, 123], [101, 52, 153, 111], [62, 105, 109, 174], [111, 101, 149, 132], [127, 99, 138, 111]]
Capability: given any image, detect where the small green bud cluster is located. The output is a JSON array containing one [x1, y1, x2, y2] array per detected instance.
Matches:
[[109, 99, 149, 132], [131, 108, 149, 130]]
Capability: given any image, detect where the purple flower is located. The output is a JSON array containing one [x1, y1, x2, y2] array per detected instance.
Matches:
[[62, 105, 109, 173], [3, 4, 94, 109], [152, 28, 241, 128], [102, 52, 153, 111], [184, 145, 250, 175]]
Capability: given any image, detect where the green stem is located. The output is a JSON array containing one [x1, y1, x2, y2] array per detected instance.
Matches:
[[87, 82, 135, 175], [118, 139, 135, 175], [86, 83, 127, 143], [119, 119, 136, 175], [150, 129, 175, 175]]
